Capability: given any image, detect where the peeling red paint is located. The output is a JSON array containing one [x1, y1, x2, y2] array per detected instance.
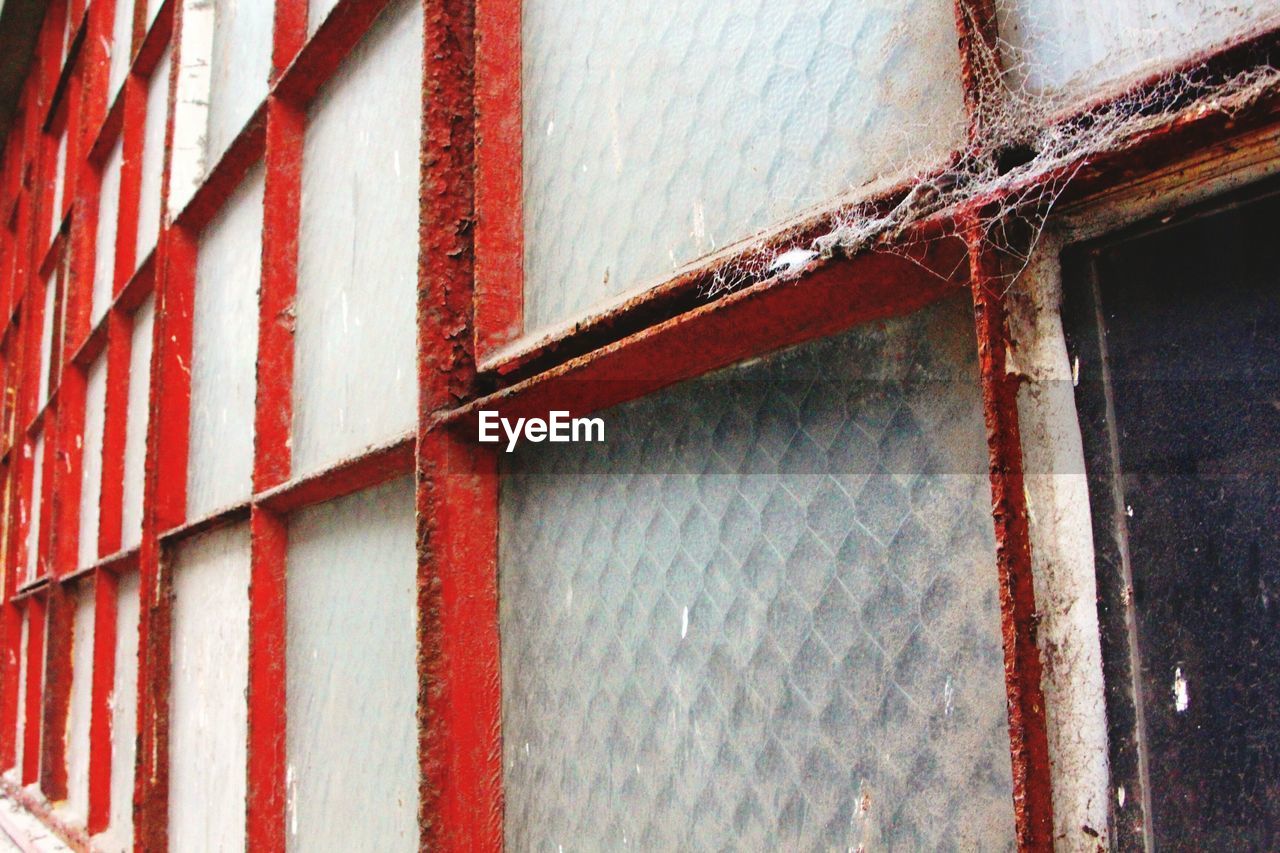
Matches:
[[0, 0, 1275, 850], [966, 215, 1055, 850], [443, 239, 967, 430], [418, 0, 504, 847], [473, 0, 523, 359], [951, 0, 1057, 846], [86, 566, 117, 834]]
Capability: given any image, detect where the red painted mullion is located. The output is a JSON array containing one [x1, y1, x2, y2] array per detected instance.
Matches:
[[16, 86, 42, 297], [64, 143, 100, 358], [34, 404, 57, 581], [60, 0, 113, 357], [98, 312, 130, 557], [240, 10, 308, 847], [149, 226, 194, 535], [418, 432, 501, 850], [245, 507, 286, 853], [112, 74, 146, 308], [86, 567, 117, 834], [40, 110, 67, 259], [0, 603, 21, 771], [131, 528, 169, 851], [37, 582, 71, 801], [0, 454, 23, 769], [418, 0, 502, 845], [254, 98, 302, 491], [17, 270, 50, 587], [34, 11, 111, 814], [66, 0, 126, 836], [80, 0, 118, 149], [21, 595, 45, 786], [32, 6, 61, 259], [17, 133, 49, 440], [35, 257, 78, 810], [273, 0, 309, 79], [132, 0, 184, 842], [949, 1, 1055, 844], [38, 0, 69, 110], [34, 366, 88, 812], [0, 86, 38, 779], [32, 373, 85, 808], [965, 217, 1054, 849], [244, 83, 304, 850], [473, 0, 522, 358], [51, 368, 86, 583]]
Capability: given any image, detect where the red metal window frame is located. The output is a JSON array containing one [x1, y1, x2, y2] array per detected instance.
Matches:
[[1, 0, 474, 848], [0, 0, 1275, 851], [456, 4, 1280, 853]]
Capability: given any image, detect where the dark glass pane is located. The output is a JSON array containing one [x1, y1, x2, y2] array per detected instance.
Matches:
[[1095, 191, 1280, 849]]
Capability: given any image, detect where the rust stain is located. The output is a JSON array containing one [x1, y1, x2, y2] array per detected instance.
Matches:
[[966, 213, 1055, 851], [417, 0, 505, 849]]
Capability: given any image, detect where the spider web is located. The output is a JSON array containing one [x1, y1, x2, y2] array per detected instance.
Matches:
[[703, 8, 1280, 299]]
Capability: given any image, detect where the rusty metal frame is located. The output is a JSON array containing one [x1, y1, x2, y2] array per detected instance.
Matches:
[[0, 0, 447, 847], [0, 0, 1276, 851], [455, 4, 1280, 853]]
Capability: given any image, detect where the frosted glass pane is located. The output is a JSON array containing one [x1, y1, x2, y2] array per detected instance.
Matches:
[[169, 0, 214, 217], [37, 271, 55, 410], [50, 131, 67, 242], [80, 357, 107, 568], [998, 0, 1280, 96], [521, 0, 967, 331], [103, 571, 140, 853], [93, 139, 124, 326], [501, 296, 1015, 849], [64, 584, 95, 823], [307, 0, 339, 35], [188, 165, 262, 520], [25, 434, 44, 582], [121, 296, 154, 551], [207, 0, 272, 165], [169, 523, 249, 853], [107, 0, 135, 102], [136, 49, 170, 267], [285, 477, 418, 851], [293, 0, 420, 476], [9, 612, 27, 775]]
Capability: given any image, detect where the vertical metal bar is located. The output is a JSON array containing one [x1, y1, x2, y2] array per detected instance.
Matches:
[[472, 0, 523, 357], [99, 313, 130, 556], [965, 214, 1055, 850], [37, 581, 69, 800], [246, 506, 286, 853], [0, 603, 20, 772], [72, 0, 125, 832], [21, 595, 45, 786], [133, 2, 182, 843], [419, 0, 502, 845], [244, 1, 307, 845], [87, 568, 118, 834], [951, 0, 1057, 845], [418, 432, 501, 849]]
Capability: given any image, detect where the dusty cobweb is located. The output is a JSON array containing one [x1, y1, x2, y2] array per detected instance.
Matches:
[[702, 8, 1280, 299]]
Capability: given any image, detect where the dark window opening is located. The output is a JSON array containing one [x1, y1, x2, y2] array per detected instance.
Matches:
[[1066, 181, 1280, 850]]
